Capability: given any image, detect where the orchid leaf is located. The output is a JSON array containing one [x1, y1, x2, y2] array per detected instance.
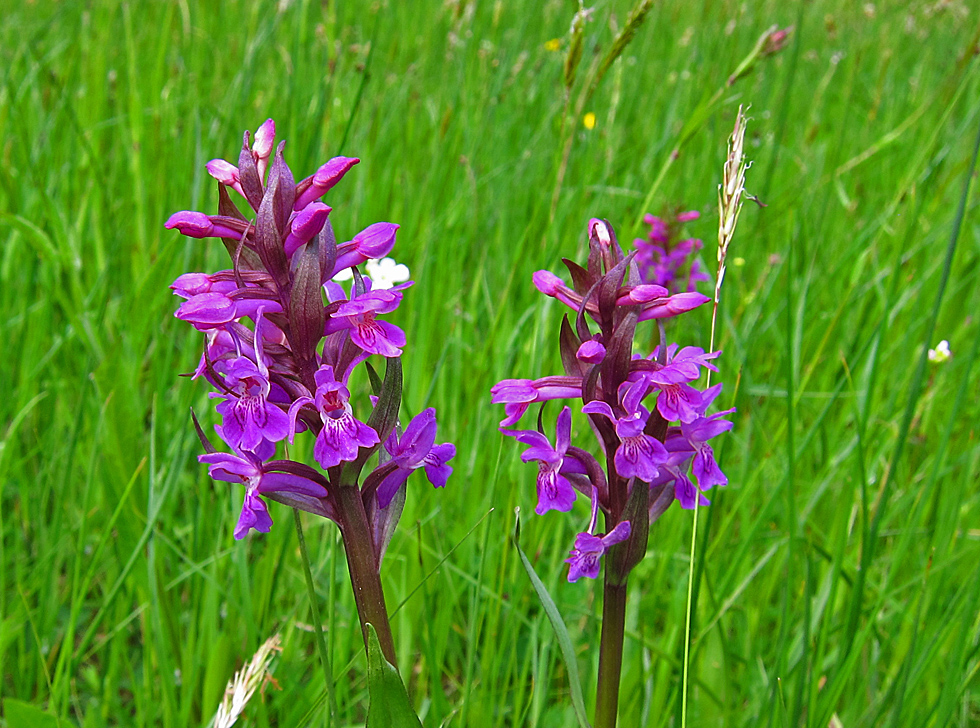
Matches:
[[365, 623, 423, 728], [3, 700, 58, 728], [513, 510, 592, 728]]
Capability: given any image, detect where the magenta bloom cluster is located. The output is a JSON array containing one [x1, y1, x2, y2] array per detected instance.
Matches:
[[634, 210, 711, 294], [492, 218, 733, 582], [167, 119, 454, 545]]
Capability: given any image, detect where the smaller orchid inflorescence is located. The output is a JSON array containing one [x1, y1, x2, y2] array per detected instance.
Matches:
[[634, 209, 710, 295], [166, 119, 454, 666], [492, 218, 733, 584]]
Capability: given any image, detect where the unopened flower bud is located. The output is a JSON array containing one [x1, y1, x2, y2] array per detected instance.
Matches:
[[532, 270, 564, 296], [576, 340, 606, 364], [589, 218, 611, 246], [330, 222, 399, 275], [762, 26, 792, 56], [165, 211, 244, 240], [206, 159, 244, 196], [284, 203, 332, 257], [294, 157, 360, 210], [171, 272, 214, 297]]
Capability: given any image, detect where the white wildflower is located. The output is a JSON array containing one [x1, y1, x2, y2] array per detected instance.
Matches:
[[928, 340, 951, 364], [365, 257, 410, 289], [331, 258, 410, 290]]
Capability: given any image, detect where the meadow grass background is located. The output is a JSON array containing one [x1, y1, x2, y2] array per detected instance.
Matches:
[[1, 0, 979, 726]]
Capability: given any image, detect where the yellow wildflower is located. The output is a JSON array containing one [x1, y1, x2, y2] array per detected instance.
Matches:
[[583, 112, 596, 130]]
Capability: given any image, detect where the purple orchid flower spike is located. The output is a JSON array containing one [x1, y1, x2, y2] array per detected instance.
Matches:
[[566, 520, 632, 582], [169, 119, 454, 669], [503, 406, 579, 514], [373, 408, 456, 509], [582, 379, 668, 482], [634, 208, 711, 294], [199, 431, 327, 539], [493, 215, 733, 596], [493, 206, 735, 726]]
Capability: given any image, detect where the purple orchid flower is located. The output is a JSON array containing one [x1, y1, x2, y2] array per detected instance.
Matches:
[[211, 312, 291, 452], [503, 406, 579, 514], [680, 384, 735, 488], [373, 408, 456, 508], [581, 379, 668, 482], [324, 285, 411, 358], [490, 376, 584, 427], [203, 119, 276, 198], [648, 438, 706, 510], [565, 520, 632, 582], [577, 339, 606, 364], [199, 432, 327, 539], [645, 346, 720, 424], [251, 119, 276, 181], [205, 159, 244, 196], [288, 365, 379, 469]]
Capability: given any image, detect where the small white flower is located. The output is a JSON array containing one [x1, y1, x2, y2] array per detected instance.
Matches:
[[331, 267, 354, 282], [364, 257, 410, 289], [928, 340, 951, 364]]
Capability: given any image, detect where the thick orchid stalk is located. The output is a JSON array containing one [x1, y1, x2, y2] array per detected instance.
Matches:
[[492, 218, 733, 727], [168, 120, 455, 669]]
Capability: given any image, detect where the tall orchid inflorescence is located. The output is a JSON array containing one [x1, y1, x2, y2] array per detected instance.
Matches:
[[166, 119, 454, 668], [633, 209, 710, 294], [491, 217, 733, 726]]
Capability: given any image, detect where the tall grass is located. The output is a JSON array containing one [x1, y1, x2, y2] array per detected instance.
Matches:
[[1, 1, 978, 726]]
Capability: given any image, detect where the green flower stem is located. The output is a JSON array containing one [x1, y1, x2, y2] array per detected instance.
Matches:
[[335, 483, 399, 668], [594, 576, 629, 728], [293, 509, 337, 725]]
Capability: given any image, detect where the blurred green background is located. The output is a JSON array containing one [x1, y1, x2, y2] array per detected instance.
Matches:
[[1, 0, 978, 726]]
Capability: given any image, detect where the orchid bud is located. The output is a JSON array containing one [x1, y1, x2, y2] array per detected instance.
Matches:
[[252, 118, 276, 180], [285, 203, 332, 257], [206, 159, 244, 196], [294, 156, 360, 210]]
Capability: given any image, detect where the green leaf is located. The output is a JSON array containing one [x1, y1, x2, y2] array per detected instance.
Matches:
[[365, 623, 423, 728], [513, 510, 592, 728], [3, 699, 59, 728]]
